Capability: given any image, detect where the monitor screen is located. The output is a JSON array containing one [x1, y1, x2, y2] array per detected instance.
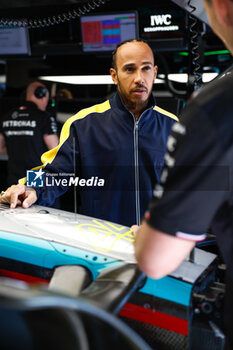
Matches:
[[0, 26, 30, 56], [139, 8, 186, 41], [138, 7, 187, 51], [81, 12, 138, 53]]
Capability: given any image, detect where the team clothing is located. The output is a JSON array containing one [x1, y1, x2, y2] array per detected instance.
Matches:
[[0, 101, 57, 185], [145, 69, 233, 345], [33, 90, 178, 226], [146, 70, 233, 274]]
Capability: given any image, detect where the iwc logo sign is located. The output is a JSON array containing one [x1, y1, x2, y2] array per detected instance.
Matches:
[[150, 14, 172, 26], [143, 12, 179, 33]]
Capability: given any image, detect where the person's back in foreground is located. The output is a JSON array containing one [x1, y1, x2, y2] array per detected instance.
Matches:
[[132, 1, 233, 348]]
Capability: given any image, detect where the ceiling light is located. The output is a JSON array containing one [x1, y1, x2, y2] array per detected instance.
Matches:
[[39, 72, 218, 86], [39, 75, 113, 85], [0, 75, 6, 83], [166, 73, 218, 83], [202, 72, 218, 83], [39, 75, 164, 85]]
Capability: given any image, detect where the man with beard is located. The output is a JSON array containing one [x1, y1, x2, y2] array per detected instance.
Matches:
[[0, 39, 178, 226]]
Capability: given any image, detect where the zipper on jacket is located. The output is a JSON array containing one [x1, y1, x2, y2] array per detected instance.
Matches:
[[134, 120, 141, 225], [130, 106, 152, 225]]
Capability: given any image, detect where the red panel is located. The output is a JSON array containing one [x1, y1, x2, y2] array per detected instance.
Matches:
[[0, 269, 49, 284], [82, 21, 102, 44], [119, 302, 188, 336], [102, 24, 120, 29]]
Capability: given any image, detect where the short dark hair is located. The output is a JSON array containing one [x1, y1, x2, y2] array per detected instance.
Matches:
[[111, 39, 154, 70]]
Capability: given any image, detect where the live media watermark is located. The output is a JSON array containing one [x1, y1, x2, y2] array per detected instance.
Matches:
[[26, 165, 230, 191], [26, 169, 105, 188]]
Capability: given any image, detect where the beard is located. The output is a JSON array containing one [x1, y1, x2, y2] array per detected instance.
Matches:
[[117, 78, 153, 112]]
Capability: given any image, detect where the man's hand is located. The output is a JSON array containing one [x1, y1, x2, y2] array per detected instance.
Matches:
[[0, 184, 37, 209], [131, 225, 140, 237]]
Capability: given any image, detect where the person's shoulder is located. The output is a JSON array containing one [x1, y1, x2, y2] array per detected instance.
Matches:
[[181, 70, 233, 129], [153, 105, 179, 122], [68, 99, 111, 125], [33, 108, 51, 123], [195, 69, 233, 106], [39, 109, 51, 117]]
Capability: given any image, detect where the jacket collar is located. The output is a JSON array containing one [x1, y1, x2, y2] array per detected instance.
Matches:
[[110, 89, 156, 115]]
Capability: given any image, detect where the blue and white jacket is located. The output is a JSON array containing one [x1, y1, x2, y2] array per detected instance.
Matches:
[[31, 90, 178, 226]]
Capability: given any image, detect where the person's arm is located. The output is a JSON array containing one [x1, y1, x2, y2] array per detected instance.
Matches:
[[132, 222, 195, 279], [133, 80, 231, 279], [43, 134, 59, 149], [0, 133, 7, 154], [42, 114, 59, 150]]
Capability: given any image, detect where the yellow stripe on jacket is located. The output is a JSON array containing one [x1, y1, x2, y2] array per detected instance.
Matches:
[[19, 100, 111, 184]]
